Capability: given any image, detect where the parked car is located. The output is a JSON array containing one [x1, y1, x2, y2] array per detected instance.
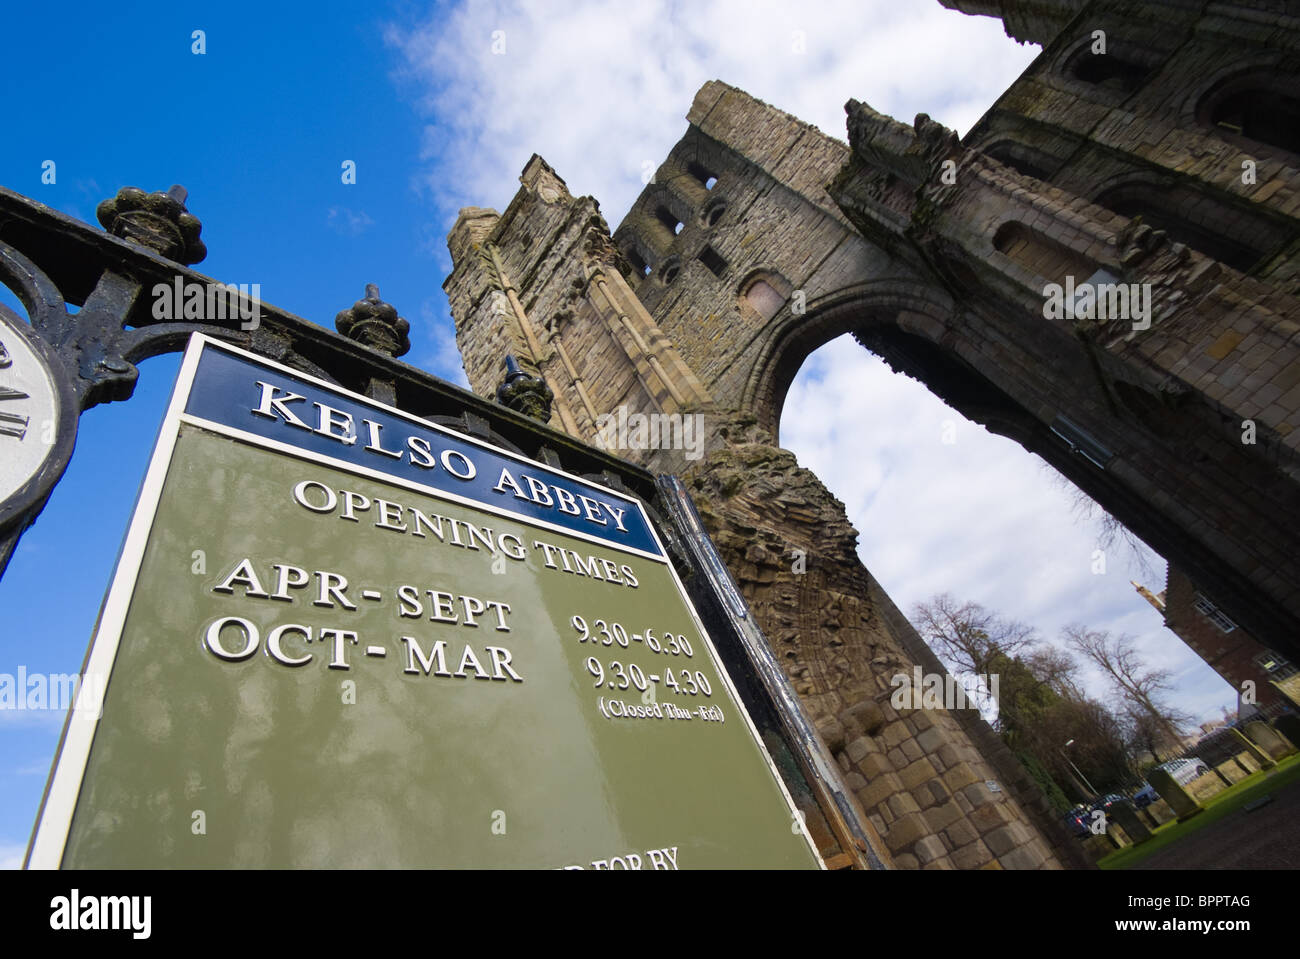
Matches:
[[1063, 806, 1091, 838], [1131, 783, 1158, 808], [1089, 793, 1129, 814], [1154, 757, 1210, 786]]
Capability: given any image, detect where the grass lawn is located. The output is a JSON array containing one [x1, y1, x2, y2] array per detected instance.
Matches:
[[1098, 752, 1300, 870]]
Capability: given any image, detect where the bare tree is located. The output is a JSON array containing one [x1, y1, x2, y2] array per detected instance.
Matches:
[[1045, 696, 1137, 794], [1062, 625, 1193, 753], [1039, 463, 1158, 579], [1023, 644, 1084, 700], [911, 598, 1156, 798], [1122, 702, 1178, 765], [912, 593, 1039, 678]]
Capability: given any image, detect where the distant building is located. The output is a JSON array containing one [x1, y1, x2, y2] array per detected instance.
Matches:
[[1134, 568, 1298, 714]]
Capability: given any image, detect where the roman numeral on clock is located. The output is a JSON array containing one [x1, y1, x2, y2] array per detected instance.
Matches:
[[0, 385, 30, 439]]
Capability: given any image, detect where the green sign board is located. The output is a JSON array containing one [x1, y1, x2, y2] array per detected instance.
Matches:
[[28, 335, 822, 869]]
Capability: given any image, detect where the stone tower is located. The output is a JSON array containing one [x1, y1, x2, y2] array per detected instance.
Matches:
[[445, 0, 1300, 869]]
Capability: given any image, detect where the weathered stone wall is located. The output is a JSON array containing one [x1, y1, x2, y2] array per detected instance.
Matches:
[[676, 413, 1077, 869], [829, 0, 1300, 650], [833, 100, 1300, 651], [444, 156, 712, 441]]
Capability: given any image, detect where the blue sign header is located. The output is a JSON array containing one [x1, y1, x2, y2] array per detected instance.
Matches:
[[183, 344, 663, 558]]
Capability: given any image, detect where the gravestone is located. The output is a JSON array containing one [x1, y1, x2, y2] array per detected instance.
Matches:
[[1148, 768, 1203, 823]]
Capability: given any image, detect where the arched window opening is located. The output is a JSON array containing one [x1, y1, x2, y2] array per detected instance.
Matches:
[[983, 141, 1055, 183], [1069, 49, 1149, 94], [624, 247, 649, 277], [1095, 184, 1277, 274], [743, 279, 784, 322], [686, 161, 717, 190], [992, 221, 1097, 286], [697, 245, 728, 278], [1209, 88, 1300, 156], [655, 206, 683, 236], [701, 200, 728, 228]]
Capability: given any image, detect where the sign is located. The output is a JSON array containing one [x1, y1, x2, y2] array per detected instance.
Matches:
[[27, 335, 822, 869]]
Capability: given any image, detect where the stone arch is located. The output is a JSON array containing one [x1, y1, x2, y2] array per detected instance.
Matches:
[[657, 255, 683, 286], [654, 136, 734, 212], [699, 195, 729, 228], [619, 186, 690, 268], [686, 161, 718, 191], [748, 282, 1102, 472], [665, 134, 733, 187], [620, 242, 651, 278], [654, 205, 685, 237], [641, 187, 691, 238], [744, 279, 1300, 668], [741, 280, 956, 443]]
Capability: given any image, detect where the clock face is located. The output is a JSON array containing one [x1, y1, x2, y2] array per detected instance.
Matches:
[[0, 315, 60, 510]]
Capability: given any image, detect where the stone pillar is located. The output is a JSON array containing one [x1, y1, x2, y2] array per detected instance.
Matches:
[[669, 412, 1068, 869]]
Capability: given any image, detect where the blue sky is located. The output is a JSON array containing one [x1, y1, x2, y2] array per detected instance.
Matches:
[[0, 0, 1237, 865], [0, 0, 469, 866]]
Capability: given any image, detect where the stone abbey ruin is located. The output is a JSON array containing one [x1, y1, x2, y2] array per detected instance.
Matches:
[[443, 0, 1300, 868]]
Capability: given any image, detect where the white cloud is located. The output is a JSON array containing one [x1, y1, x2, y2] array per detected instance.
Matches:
[[412, 295, 469, 386], [326, 207, 375, 236], [385, 0, 1040, 228]]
